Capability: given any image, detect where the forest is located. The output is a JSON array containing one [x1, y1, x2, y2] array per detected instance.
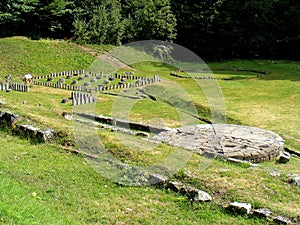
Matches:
[[0, 0, 299, 59]]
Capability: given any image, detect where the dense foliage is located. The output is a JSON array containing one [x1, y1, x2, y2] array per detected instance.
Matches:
[[0, 0, 299, 59]]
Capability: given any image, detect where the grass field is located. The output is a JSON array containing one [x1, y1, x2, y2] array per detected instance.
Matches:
[[0, 37, 299, 224]]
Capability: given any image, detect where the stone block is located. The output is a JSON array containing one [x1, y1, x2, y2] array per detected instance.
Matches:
[[277, 151, 290, 163], [287, 174, 300, 187], [148, 174, 168, 185], [252, 208, 272, 218], [227, 202, 251, 215]]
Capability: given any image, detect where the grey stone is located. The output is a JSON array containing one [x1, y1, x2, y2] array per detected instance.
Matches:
[[180, 186, 212, 202], [168, 181, 183, 192], [1, 112, 19, 124], [58, 78, 65, 83], [252, 208, 272, 218], [135, 132, 149, 138], [228, 202, 251, 215], [273, 216, 293, 225], [152, 124, 285, 163], [71, 80, 78, 85], [62, 112, 72, 120], [192, 189, 212, 202], [61, 98, 70, 104], [270, 171, 282, 177], [287, 174, 300, 187], [277, 151, 290, 163], [0, 100, 5, 105], [148, 174, 168, 185]]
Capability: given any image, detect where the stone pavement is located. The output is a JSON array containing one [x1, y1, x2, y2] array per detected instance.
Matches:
[[152, 124, 284, 163]]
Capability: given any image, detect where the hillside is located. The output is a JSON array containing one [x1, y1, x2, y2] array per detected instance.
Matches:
[[0, 37, 299, 224]]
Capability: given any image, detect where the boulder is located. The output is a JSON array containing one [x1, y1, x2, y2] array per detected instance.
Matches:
[[227, 202, 252, 215]]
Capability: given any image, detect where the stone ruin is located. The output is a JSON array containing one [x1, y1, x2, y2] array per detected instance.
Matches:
[[152, 124, 285, 163], [0, 111, 53, 143]]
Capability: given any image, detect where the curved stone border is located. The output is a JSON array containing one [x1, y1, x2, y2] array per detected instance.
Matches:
[[170, 67, 268, 80], [152, 124, 284, 163]]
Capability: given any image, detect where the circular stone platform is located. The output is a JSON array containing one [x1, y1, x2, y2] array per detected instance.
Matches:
[[152, 124, 284, 163]]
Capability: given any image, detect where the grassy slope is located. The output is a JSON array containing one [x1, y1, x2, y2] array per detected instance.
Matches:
[[0, 36, 94, 80], [0, 37, 299, 223], [0, 131, 268, 225]]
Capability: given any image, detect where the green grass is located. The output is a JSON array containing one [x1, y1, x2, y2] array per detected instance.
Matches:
[[0, 37, 299, 223], [0, 130, 269, 225], [0, 36, 94, 81]]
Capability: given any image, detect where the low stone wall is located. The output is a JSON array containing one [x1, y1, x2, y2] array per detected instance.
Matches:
[[74, 112, 171, 134], [0, 111, 53, 143]]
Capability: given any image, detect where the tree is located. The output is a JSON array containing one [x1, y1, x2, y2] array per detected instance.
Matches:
[[0, 0, 38, 37], [170, 0, 224, 59], [73, 0, 123, 45], [121, 0, 177, 43]]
